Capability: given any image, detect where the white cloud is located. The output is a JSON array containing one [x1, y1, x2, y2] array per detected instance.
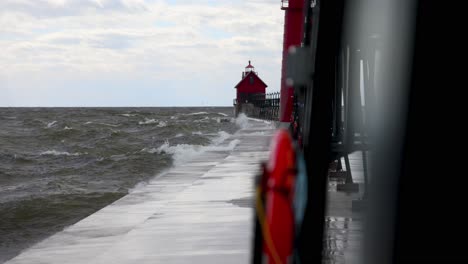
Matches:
[[0, 0, 284, 106]]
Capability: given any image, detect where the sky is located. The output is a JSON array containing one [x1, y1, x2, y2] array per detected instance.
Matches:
[[0, 0, 284, 107]]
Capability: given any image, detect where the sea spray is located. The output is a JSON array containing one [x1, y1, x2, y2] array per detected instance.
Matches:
[[235, 113, 250, 129]]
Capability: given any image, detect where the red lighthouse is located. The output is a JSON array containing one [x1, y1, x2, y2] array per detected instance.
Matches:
[[234, 61, 268, 115]]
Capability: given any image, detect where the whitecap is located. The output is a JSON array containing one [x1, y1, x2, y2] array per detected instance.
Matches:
[[247, 117, 272, 124], [110, 154, 127, 161], [140, 147, 158, 154], [63, 126, 73, 130], [157, 121, 167, 128], [246, 117, 277, 129], [175, 133, 184, 138], [217, 112, 228, 117], [185, 112, 208, 116], [120, 113, 137, 117], [138, 118, 158, 125], [46, 121, 58, 128], [193, 117, 210, 123], [155, 139, 240, 165], [40, 150, 84, 156]]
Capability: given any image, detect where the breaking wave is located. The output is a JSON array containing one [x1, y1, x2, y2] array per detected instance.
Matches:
[[46, 121, 58, 128], [211, 131, 232, 145], [185, 112, 208, 116], [143, 130, 238, 165], [40, 150, 85, 157], [138, 118, 158, 125], [154, 139, 240, 165], [97, 123, 120, 127], [235, 113, 250, 129]]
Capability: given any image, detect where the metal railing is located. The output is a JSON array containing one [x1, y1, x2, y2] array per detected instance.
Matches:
[[234, 92, 280, 121]]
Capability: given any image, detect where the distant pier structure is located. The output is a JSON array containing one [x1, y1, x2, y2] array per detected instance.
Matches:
[[233, 61, 280, 120]]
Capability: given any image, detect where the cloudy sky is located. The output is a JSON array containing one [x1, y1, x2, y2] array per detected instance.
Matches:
[[0, 0, 283, 106]]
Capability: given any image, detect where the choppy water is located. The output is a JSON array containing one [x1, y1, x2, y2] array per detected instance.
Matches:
[[0, 107, 239, 262]]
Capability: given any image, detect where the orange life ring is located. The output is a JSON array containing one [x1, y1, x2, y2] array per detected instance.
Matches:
[[262, 128, 297, 264]]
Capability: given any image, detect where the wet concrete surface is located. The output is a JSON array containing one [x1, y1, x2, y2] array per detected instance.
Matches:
[[323, 152, 365, 263]]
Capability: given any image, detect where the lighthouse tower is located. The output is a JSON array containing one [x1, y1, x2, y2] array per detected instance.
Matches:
[[234, 61, 268, 115]]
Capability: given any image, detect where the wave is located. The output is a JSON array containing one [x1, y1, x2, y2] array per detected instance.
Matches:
[[247, 117, 273, 124], [192, 131, 203, 135], [212, 117, 231, 123], [119, 113, 137, 117], [40, 150, 85, 157], [185, 112, 208, 116], [235, 113, 250, 129], [211, 131, 232, 145], [246, 117, 277, 129], [157, 121, 167, 128], [155, 139, 240, 165], [142, 130, 237, 165], [193, 117, 210, 123], [97, 123, 120, 127], [109, 154, 128, 161], [175, 133, 184, 138], [46, 121, 57, 128], [63, 126, 73, 130], [217, 112, 228, 117], [138, 118, 158, 125]]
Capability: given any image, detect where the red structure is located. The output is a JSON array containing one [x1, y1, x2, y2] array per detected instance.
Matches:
[[234, 61, 268, 105], [279, 0, 304, 122], [262, 129, 297, 263]]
